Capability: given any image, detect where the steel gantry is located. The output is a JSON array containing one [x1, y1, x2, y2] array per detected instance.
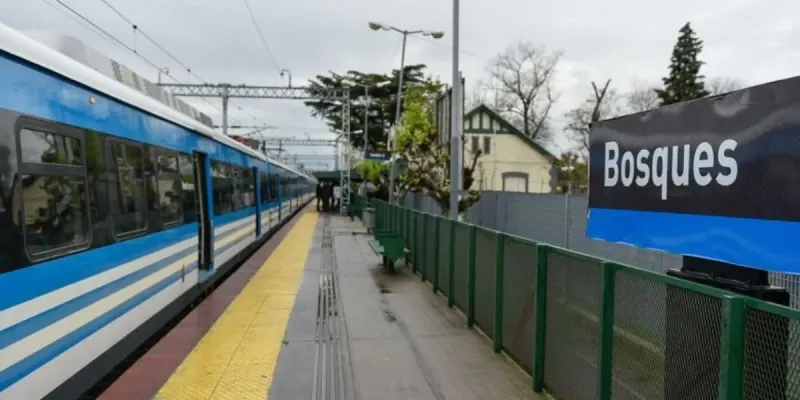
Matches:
[[158, 83, 353, 214]]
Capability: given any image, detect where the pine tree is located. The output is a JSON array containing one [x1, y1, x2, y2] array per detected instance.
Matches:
[[655, 23, 710, 105]]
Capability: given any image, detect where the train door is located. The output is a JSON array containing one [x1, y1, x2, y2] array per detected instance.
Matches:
[[253, 167, 261, 238], [193, 152, 213, 271]]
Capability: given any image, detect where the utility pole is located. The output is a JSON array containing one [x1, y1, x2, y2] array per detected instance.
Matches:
[[368, 22, 444, 204], [449, 0, 463, 220]]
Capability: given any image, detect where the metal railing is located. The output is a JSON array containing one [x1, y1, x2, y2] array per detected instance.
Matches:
[[365, 197, 798, 400]]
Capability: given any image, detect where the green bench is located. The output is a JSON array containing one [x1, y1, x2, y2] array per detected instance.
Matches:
[[368, 229, 410, 271]]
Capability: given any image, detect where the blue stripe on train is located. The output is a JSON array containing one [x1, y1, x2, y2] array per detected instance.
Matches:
[[0, 52, 262, 168], [0, 262, 199, 392], [0, 218, 258, 351], [0, 224, 198, 312], [586, 207, 800, 274], [0, 224, 259, 392], [0, 203, 275, 312]]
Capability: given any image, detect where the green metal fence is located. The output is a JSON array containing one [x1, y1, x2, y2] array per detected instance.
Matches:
[[363, 197, 800, 400]]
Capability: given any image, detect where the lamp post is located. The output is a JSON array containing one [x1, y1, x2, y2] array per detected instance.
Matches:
[[280, 69, 292, 87], [368, 22, 444, 203], [157, 67, 170, 84], [449, 0, 462, 220]]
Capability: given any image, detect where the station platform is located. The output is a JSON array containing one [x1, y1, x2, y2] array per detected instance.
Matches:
[[98, 207, 543, 400]]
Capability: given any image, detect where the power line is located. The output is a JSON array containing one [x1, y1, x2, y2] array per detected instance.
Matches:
[[97, 0, 201, 82], [92, 0, 249, 123], [46, 0, 251, 125], [241, 0, 281, 72]]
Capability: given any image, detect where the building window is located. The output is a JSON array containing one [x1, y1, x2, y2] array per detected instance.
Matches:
[[155, 150, 183, 226], [471, 136, 479, 154], [108, 140, 147, 237], [483, 136, 491, 155]]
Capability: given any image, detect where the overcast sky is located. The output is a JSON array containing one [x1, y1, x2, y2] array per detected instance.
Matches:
[[2, 0, 797, 168]]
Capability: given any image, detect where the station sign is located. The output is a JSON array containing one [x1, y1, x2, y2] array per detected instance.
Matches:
[[586, 76, 800, 273], [365, 150, 391, 162]]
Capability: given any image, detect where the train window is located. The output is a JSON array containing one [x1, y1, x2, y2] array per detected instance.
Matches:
[[211, 160, 232, 215], [17, 125, 91, 260], [268, 172, 278, 201], [20, 128, 83, 166], [231, 166, 243, 210], [156, 154, 179, 174], [155, 150, 182, 226], [20, 175, 91, 257], [259, 171, 268, 204], [108, 140, 147, 237], [179, 153, 197, 223], [241, 167, 255, 208]]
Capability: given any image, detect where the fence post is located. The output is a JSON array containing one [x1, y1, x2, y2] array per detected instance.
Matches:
[[717, 296, 745, 400], [448, 220, 456, 308], [533, 245, 550, 392], [412, 211, 418, 274], [493, 232, 507, 353], [421, 214, 428, 281], [433, 217, 441, 293], [467, 225, 477, 327], [597, 262, 618, 400]]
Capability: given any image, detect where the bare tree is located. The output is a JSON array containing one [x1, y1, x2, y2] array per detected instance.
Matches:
[[624, 83, 660, 113], [486, 42, 562, 144], [564, 80, 619, 156], [465, 79, 492, 112], [706, 77, 744, 96]]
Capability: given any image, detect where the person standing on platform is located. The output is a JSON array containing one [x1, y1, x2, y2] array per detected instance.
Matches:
[[322, 182, 332, 212], [333, 184, 341, 212], [315, 182, 323, 212]]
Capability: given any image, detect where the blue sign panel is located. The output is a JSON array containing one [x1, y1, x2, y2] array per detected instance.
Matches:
[[587, 76, 800, 274], [365, 151, 391, 162]]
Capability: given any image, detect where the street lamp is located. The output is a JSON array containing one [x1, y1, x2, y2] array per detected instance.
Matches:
[[368, 21, 444, 203], [157, 67, 170, 84], [449, 0, 462, 220], [280, 69, 292, 87]]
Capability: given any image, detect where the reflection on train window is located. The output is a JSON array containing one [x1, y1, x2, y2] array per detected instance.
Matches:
[[155, 150, 182, 225], [20, 128, 82, 165], [109, 141, 147, 236], [231, 167, 243, 210], [240, 168, 255, 208], [259, 171, 268, 204], [20, 175, 90, 257], [211, 160, 232, 215], [157, 154, 179, 174], [179, 153, 197, 223], [268, 173, 278, 201]]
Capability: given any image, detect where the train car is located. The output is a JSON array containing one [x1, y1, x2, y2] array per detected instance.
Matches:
[[0, 22, 315, 399]]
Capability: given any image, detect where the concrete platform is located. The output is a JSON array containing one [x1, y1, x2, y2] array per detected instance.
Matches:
[[269, 214, 545, 400]]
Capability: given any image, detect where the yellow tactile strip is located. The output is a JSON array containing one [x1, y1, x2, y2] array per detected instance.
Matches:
[[155, 212, 319, 400]]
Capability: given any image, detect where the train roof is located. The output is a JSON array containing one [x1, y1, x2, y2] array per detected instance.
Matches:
[[0, 22, 314, 181]]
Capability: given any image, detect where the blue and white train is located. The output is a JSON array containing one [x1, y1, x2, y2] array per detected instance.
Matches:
[[0, 23, 315, 399]]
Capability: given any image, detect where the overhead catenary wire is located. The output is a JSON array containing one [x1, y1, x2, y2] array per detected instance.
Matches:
[[241, 0, 281, 72], [45, 0, 256, 125], [93, 0, 260, 125]]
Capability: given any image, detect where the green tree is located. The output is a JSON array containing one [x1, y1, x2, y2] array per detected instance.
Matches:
[[358, 86, 482, 216], [655, 23, 710, 105], [564, 80, 618, 156], [554, 151, 588, 193], [304, 65, 441, 150]]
